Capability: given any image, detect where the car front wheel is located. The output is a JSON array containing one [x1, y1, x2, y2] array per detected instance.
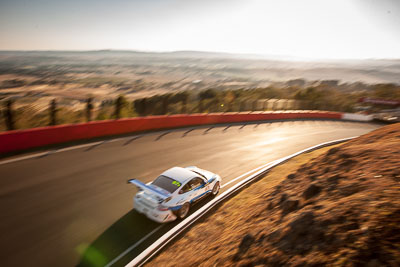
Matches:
[[212, 181, 220, 196], [178, 202, 190, 219]]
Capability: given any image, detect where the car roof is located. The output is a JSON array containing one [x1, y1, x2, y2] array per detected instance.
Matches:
[[161, 167, 197, 183]]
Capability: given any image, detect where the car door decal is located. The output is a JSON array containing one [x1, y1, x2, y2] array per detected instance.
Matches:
[[190, 190, 212, 203]]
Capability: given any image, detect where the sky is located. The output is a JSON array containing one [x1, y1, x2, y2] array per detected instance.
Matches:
[[0, 0, 399, 59]]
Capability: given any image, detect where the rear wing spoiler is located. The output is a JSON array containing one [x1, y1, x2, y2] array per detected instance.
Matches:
[[127, 179, 171, 200]]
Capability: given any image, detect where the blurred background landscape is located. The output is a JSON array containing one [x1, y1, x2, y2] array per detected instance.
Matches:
[[1, 50, 399, 131]]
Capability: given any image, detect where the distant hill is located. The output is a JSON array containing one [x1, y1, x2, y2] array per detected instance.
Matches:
[[0, 50, 399, 94]]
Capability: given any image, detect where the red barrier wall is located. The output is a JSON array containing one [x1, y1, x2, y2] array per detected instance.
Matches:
[[0, 111, 342, 154]]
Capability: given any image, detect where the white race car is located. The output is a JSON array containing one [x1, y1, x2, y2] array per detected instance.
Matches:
[[128, 166, 221, 223]]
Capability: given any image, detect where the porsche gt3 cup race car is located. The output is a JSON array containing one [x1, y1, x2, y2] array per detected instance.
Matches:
[[128, 166, 221, 223]]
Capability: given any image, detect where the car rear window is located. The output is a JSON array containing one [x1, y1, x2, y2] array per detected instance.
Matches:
[[191, 170, 207, 179], [152, 175, 182, 193]]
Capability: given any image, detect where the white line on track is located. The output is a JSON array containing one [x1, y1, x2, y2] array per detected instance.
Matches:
[[0, 125, 201, 165], [0, 152, 49, 165], [105, 225, 163, 267], [0, 137, 131, 165]]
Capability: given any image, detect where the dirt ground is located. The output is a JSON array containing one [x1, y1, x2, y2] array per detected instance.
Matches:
[[148, 123, 400, 266]]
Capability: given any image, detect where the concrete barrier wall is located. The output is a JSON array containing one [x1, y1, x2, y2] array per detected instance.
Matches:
[[0, 111, 343, 154], [342, 113, 373, 122]]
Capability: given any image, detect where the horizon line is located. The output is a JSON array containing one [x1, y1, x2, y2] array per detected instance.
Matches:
[[0, 49, 399, 61]]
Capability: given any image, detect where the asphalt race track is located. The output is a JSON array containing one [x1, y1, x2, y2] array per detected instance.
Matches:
[[0, 120, 381, 267]]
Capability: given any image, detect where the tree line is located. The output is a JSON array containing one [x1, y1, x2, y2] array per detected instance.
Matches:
[[1, 83, 399, 131]]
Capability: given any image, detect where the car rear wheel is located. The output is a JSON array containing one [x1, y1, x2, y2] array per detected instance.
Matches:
[[212, 182, 220, 196], [178, 203, 190, 219]]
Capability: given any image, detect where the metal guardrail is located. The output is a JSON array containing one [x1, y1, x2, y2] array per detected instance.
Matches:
[[126, 136, 357, 267]]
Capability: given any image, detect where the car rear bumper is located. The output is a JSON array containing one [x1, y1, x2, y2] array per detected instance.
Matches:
[[134, 198, 177, 223]]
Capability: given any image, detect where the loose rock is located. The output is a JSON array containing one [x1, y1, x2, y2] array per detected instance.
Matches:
[[303, 183, 322, 199]]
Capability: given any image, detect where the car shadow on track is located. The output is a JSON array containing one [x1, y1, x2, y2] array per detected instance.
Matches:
[[76, 210, 159, 267], [77, 196, 214, 267]]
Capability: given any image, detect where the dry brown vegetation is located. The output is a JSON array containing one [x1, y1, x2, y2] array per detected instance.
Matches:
[[1, 51, 400, 131], [148, 123, 400, 267]]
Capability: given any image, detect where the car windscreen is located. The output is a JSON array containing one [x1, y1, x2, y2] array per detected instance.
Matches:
[[152, 175, 182, 193]]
